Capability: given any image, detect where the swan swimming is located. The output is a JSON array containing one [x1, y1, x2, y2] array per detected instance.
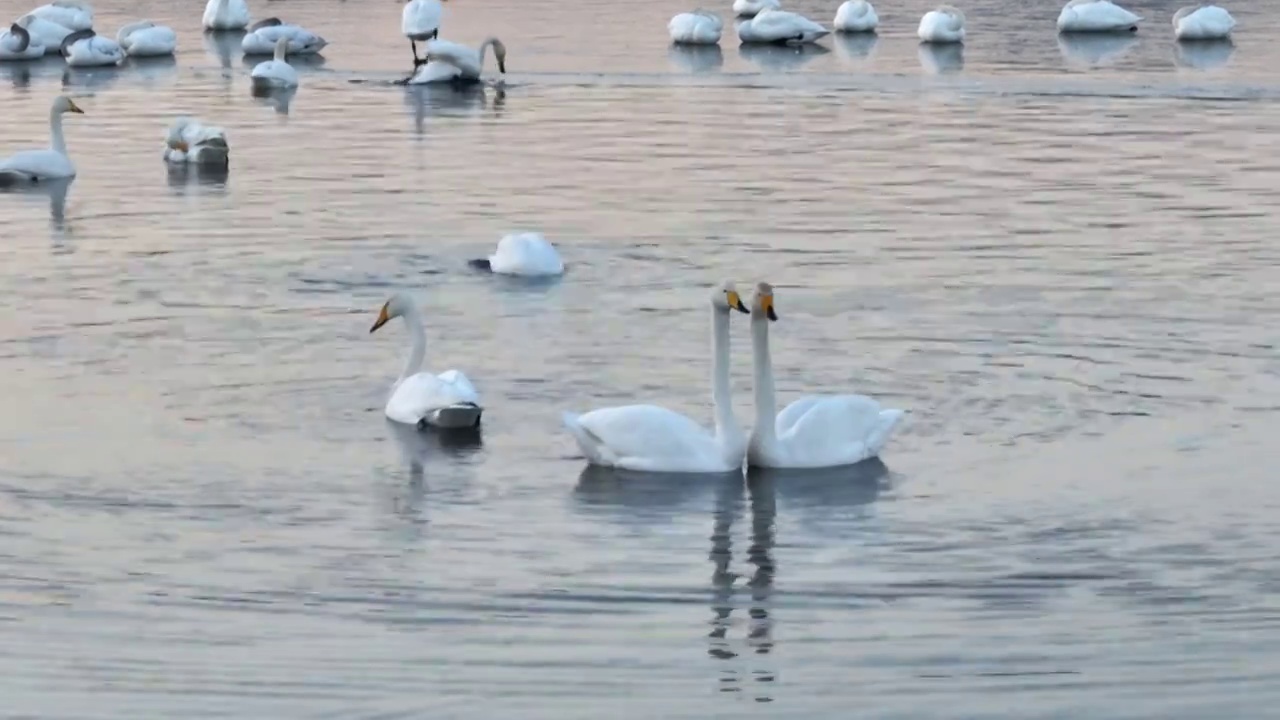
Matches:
[[250, 36, 298, 89], [402, 0, 444, 69], [918, 5, 965, 42], [746, 282, 904, 470], [202, 0, 250, 31], [834, 0, 878, 33], [669, 9, 723, 45], [733, 0, 779, 18], [116, 20, 176, 57], [0, 22, 45, 60], [60, 29, 124, 67], [27, 0, 93, 31], [737, 8, 830, 45], [163, 117, 229, 167], [1056, 0, 1141, 33], [405, 37, 505, 86], [0, 94, 83, 184], [1172, 5, 1234, 40], [470, 233, 564, 277], [370, 292, 484, 430], [15, 13, 74, 55], [562, 281, 750, 474], [241, 18, 327, 55]]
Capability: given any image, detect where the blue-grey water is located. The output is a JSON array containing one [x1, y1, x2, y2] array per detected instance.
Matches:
[[2, 0, 1279, 716]]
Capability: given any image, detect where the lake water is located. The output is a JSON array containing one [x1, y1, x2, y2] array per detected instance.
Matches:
[[2, 0, 1279, 716]]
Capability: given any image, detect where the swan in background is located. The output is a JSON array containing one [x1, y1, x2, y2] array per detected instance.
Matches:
[[1173, 5, 1234, 40], [745, 282, 904, 470], [241, 18, 327, 55], [0, 94, 83, 183], [834, 0, 877, 32], [61, 29, 124, 66], [202, 0, 250, 30], [117, 21, 176, 57], [403, 0, 443, 68], [918, 5, 965, 42], [562, 281, 750, 473], [28, 0, 92, 31], [738, 9, 829, 45], [163, 117, 229, 167], [1057, 0, 1140, 32], [470, 232, 564, 276], [250, 36, 297, 88], [669, 9, 723, 44], [0, 22, 45, 60], [15, 14, 73, 55], [370, 292, 484, 430], [406, 37, 505, 85], [733, 0, 779, 18]]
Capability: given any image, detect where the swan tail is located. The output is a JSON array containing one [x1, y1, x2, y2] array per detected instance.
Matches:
[[421, 402, 483, 430], [561, 411, 614, 466], [467, 258, 493, 271], [865, 408, 905, 456]]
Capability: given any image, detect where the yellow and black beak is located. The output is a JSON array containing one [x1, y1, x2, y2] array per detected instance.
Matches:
[[369, 304, 390, 333], [761, 294, 777, 321], [727, 290, 748, 314]]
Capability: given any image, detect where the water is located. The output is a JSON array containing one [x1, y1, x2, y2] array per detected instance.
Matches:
[[2, 0, 1280, 715]]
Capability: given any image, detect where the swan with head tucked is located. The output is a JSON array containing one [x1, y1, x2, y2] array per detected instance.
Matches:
[[16, 13, 73, 55], [737, 8, 829, 45], [202, 0, 250, 30], [163, 117, 229, 167], [0, 22, 45, 60], [470, 232, 564, 277], [60, 29, 123, 66], [370, 292, 483, 430], [406, 37, 505, 85], [27, 0, 92, 31], [746, 283, 904, 470], [1173, 5, 1234, 40], [117, 20, 176, 57], [1057, 0, 1141, 33], [733, 0, 779, 18], [403, 0, 444, 68], [0, 94, 83, 184], [918, 5, 965, 42], [834, 0, 878, 32], [669, 9, 723, 45], [250, 37, 297, 89], [241, 18, 327, 55], [562, 281, 750, 473]]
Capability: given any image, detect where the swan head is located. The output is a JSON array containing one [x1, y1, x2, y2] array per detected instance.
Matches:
[[490, 38, 507, 74], [370, 293, 415, 333], [713, 280, 749, 314], [750, 281, 777, 322], [52, 95, 85, 115]]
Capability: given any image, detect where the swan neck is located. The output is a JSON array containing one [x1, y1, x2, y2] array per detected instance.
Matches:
[[49, 108, 67, 155], [710, 308, 736, 439], [477, 39, 491, 71], [750, 314, 777, 444], [274, 43, 287, 62], [400, 305, 427, 383]]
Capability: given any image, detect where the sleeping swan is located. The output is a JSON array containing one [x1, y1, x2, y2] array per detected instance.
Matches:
[[669, 9, 723, 45], [737, 8, 830, 45], [918, 5, 965, 43], [470, 232, 564, 277], [116, 20, 177, 57], [163, 117, 229, 167], [1172, 5, 1234, 40], [0, 22, 45, 60], [1056, 0, 1141, 33]]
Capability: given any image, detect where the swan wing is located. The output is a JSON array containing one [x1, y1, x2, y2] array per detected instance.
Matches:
[[563, 405, 727, 472], [406, 60, 461, 84], [778, 394, 903, 466], [488, 233, 564, 276], [386, 371, 478, 425], [19, 16, 72, 53], [1058, 1, 1141, 32], [748, 11, 830, 43], [422, 38, 481, 76], [434, 369, 480, 404], [0, 149, 74, 180], [29, 2, 92, 31], [243, 25, 327, 54], [774, 394, 824, 434]]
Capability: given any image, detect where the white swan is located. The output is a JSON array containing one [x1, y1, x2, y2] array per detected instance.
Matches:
[[370, 292, 483, 430], [163, 117, 229, 167], [402, 0, 443, 68], [28, 0, 92, 31], [241, 18, 327, 55], [472, 232, 564, 276], [834, 0, 878, 32], [0, 22, 45, 60], [1057, 0, 1141, 33], [737, 9, 829, 45], [406, 37, 505, 85], [1173, 5, 1234, 40], [250, 36, 297, 89], [918, 5, 965, 42], [117, 20, 176, 57], [669, 9, 723, 45], [15, 13, 73, 55], [562, 281, 750, 473], [60, 29, 123, 67], [746, 283, 904, 470], [202, 0, 250, 31], [733, 0, 779, 18], [0, 94, 83, 183]]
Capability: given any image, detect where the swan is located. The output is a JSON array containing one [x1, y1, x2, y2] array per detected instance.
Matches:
[[406, 37, 505, 85], [0, 22, 45, 60], [117, 20, 176, 57], [562, 281, 750, 473], [834, 0, 878, 32], [669, 9, 723, 45], [0, 94, 83, 184], [737, 9, 829, 45], [163, 117, 229, 167], [240, 18, 327, 55], [1173, 5, 1234, 40], [202, 0, 250, 31], [1057, 0, 1141, 33], [733, 0, 779, 18], [403, 0, 444, 68], [250, 36, 297, 89], [369, 292, 484, 430], [470, 232, 564, 276], [918, 5, 965, 42], [15, 13, 73, 55], [27, 0, 92, 31], [60, 29, 123, 67], [745, 282, 904, 470]]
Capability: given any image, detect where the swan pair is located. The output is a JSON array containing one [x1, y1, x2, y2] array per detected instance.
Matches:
[[1057, 1, 1234, 40], [0, 94, 83, 183], [563, 281, 904, 473]]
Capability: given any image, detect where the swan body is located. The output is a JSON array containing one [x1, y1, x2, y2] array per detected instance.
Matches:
[[250, 36, 297, 88], [163, 117, 229, 167], [28, 0, 92, 31], [0, 22, 45, 60], [733, 0, 779, 18], [918, 5, 965, 42], [834, 0, 878, 32], [563, 281, 750, 473], [669, 10, 723, 45], [117, 20, 176, 57], [61, 29, 124, 67], [1173, 5, 1234, 40], [202, 0, 250, 30], [746, 283, 904, 470], [475, 232, 564, 277], [407, 37, 506, 84], [370, 293, 483, 430], [15, 14, 73, 55], [738, 9, 829, 45], [1057, 0, 1141, 32], [241, 19, 327, 55], [0, 95, 83, 183]]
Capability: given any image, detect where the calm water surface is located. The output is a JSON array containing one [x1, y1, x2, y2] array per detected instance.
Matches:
[[2, 0, 1279, 716]]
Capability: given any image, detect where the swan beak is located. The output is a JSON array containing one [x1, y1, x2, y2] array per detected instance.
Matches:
[[497, 57, 506, 74], [727, 290, 748, 314], [761, 295, 777, 321], [370, 304, 390, 333], [170, 141, 189, 152], [67, 99, 84, 114]]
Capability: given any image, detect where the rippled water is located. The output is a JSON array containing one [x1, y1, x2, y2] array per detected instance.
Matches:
[[2, 0, 1280, 715]]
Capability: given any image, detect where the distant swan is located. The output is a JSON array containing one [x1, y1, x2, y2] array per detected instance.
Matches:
[[738, 8, 829, 45], [249, 36, 297, 88], [28, 0, 92, 31], [202, 0, 250, 31], [669, 9, 723, 45], [918, 5, 965, 42], [733, 0, 779, 18], [0, 94, 83, 183], [0, 22, 45, 60], [1056, 0, 1141, 33], [402, 0, 443, 68], [241, 18, 327, 55], [61, 29, 124, 66], [470, 232, 564, 276], [117, 20, 176, 57], [1172, 5, 1234, 40], [834, 0, 878, 32], [163, 117, 229, 167], [406, 37, 505, 85]]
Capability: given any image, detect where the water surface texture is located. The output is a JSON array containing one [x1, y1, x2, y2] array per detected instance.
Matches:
[[2, 0, 1279, 716]]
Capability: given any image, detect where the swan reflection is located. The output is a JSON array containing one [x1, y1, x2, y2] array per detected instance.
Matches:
[[574, 465, 736, 518], [402, 82, 506, 134], [388, 418, 483, 477], [61, 65, 122, 91], [128, 55, 179, 86], [0, 177, 73, 245], [1057, 33, 1137, 68], [835, 32, 878, 61], [4, 56, 63, 89], [1174, 38, 1234, 70], [918, 42, 964, 74], [739, 42, 829, 71], [251, 84, 296, 115], [166, 163, 230, 195], [668, 43, 724, 73], [202, 29, 245, 68]]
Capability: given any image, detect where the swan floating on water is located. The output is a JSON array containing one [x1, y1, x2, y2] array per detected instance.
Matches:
[[733, 0, 779, 18], [470, 232, 564, 276], [834, 0, 878, 33], [0, 94, 83, 184], [241, 18, 327, 55], [202, 0, 250, 31], [250, 36, 297, 89], [563, 281, 750, 473], [163, 117, 229, 167], [669, 9, 723, 45], [737, 9, 829, 45], [406, 37, 505, 86], [918, 5, 965, 43], [117, 20, 176, 57], [27, 0, 92, 31], [0, 22, 45, 60], [1173, 5, 1234, 40], [61, 29, 124, 66], [746, 282, 904, 470], [1057, 0, 1141, 33], [14, 14, 73, 55], [370, 292, 484, 430], [402, 0, 443, 69]]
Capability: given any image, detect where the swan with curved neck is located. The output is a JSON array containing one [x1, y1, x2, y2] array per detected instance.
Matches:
[[562, 281, 750, 473], [407, 36, 506, 85], [747, 282, 904, 469], [0, 95, 83, 183]]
